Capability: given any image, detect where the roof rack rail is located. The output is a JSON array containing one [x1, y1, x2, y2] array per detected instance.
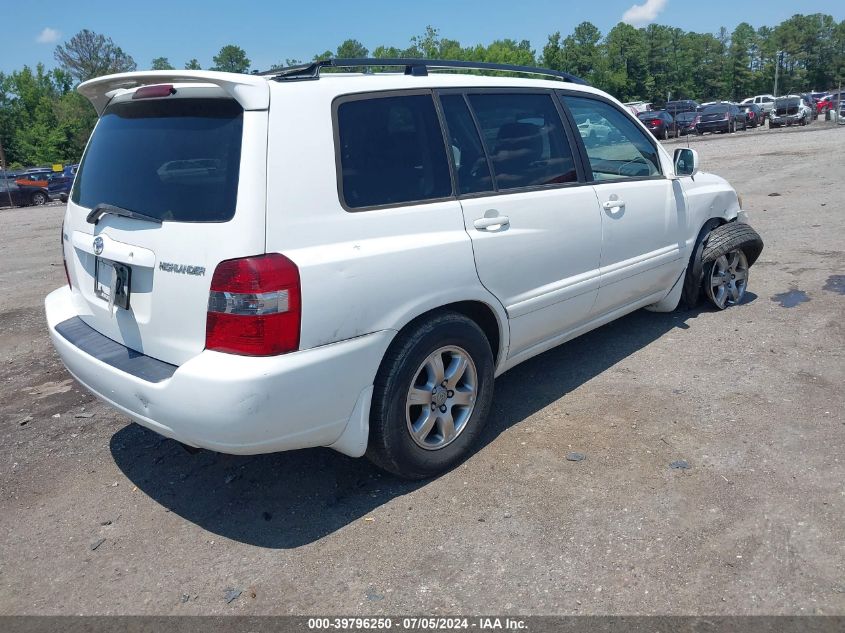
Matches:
[[260, 58, 588, 85]]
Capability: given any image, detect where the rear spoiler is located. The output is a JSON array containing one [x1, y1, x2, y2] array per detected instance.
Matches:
[[77, 70, 270, 115]]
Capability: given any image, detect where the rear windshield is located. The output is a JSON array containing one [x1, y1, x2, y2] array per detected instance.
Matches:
[[72, 98, 243, 222], [776, 98, 800, 107], [702, 105, 729, 114], [675, 112, 696, 121]]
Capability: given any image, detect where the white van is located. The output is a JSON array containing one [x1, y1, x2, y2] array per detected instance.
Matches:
[[46, 60, 763, 478]]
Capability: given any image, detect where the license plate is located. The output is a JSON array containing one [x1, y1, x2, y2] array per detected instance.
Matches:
[[94, 258, 131, 310]]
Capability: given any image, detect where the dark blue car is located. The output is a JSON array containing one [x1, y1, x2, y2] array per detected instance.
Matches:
[[48, 164, 79, 201]]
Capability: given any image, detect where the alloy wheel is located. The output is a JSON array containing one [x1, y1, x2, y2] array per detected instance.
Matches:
[[706, 249, 749, 309], [406, 346, 478, 451]]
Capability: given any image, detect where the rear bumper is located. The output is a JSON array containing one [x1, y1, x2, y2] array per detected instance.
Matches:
[[45, 286, 393, 456], [696, 121, 730, 133], [770, 114, 803, 125]]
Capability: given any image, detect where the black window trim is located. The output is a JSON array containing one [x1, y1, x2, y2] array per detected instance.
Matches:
[[435, 86, 587, 200], [331, 88, 457, 213], [555, 89, 667, 185]]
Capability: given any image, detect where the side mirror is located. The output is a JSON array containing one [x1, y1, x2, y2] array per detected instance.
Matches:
[[673, 147, 699, 178]]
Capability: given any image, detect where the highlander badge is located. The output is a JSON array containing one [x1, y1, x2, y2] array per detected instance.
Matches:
[[159, 261, 206, 276]]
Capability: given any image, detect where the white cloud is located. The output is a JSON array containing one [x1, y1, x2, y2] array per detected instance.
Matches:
[[36, 27, 61, 44], [622, 0, 668, 27]]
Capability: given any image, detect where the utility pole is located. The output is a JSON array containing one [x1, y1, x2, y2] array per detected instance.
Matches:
[[773, 50, 783, 98], [0, 136, 13, 209]]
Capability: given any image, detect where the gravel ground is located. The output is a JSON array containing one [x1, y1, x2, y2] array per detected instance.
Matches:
[[0, 122, 843, 616]]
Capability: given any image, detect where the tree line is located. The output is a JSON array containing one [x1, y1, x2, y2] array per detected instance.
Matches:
[[1, 14, 843, 168]]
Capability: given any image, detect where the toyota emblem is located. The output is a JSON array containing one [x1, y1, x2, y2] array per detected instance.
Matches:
[[93, 236, 104, 255]]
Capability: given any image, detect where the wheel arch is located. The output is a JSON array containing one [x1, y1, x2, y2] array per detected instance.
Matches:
[[681, 216, 729, 308], [382, 299, 508, 373]]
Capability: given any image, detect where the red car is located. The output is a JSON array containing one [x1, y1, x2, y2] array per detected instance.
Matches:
[[817, 94, 843, 116]]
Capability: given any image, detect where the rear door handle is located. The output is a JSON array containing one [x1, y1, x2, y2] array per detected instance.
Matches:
[[602, 199, 625, 211], [474, 215, 510, 230]]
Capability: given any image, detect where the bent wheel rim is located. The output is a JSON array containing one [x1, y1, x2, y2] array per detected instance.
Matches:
[[406, 346, 478, 451], [707, 249, 749, 309]]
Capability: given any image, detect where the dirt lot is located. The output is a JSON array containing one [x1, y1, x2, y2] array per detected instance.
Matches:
[[1, 122, 843, 616]]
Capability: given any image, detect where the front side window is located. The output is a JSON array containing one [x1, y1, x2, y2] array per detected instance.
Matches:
[[335, 94, 452, 209], [72, 98, 243, 222], [563, 96, 661, 182], [467, 93, 577, 191]]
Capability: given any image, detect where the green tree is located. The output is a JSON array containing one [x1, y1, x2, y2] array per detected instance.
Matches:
[[335, 39, 369, 59], [54, 29, 137, 82], [184, 58, 202, 70], [562, 22, 603, 83], [727, 23, 758, 100], [211, 45, 251, 73], [603, 23, 651, 101], [151, 57, 174, 70], [0, 64, 90, 166], [541, 32, 564, 71]]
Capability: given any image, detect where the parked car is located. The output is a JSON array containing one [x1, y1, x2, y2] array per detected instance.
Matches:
[[574, 113, 613, 145], [15, 172, 53, 188], [665, 100, 700, 116], [48, 164, 79, 202], [637, 110, 677, 140], [0, 178, 51, 207], [624, 101, 653, 114], [815, 94, 833, 116], [769, 95, 813, 127], [674, 111, 700, 135], [45, 60, 763, 479], [696, 103, 747, 134], [799, 94, 819, 119], [820, 92, 845, 117], [738, 103, 763, 128], [741, 95, 776, 121]]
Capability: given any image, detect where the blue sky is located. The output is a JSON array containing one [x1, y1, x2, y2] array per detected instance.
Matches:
[[4, 0, 841, 75]]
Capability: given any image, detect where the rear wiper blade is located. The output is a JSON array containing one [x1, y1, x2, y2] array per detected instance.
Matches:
[[86, 203, 162, 225]]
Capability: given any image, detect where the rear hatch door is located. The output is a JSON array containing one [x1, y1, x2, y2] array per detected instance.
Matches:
[[62, 82, 268, 366]]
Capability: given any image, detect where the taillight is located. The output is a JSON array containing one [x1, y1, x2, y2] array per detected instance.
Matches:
[[205, 253, 301, 356], [133, 84, 176, 99], [61, 221, 71, 289]]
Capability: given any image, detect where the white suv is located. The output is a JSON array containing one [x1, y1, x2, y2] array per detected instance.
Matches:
[[46, 60, 763, 478], [741, 94, 776, 120]]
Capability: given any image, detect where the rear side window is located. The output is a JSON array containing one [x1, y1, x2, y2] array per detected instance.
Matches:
[[439, 94, 494, 195], [467, 93, 577, 190], [336, 94, 452, 210], [72, 98, 243, 222]]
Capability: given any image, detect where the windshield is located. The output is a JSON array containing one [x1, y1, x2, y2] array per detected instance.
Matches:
[[776, 98, 800, 107], [675, 112, 696, 122], [702, 105, 729, 114], [71, 98, 243, 223]]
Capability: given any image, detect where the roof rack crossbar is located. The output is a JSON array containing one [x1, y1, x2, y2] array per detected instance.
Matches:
[[260, 58, 588, 85]]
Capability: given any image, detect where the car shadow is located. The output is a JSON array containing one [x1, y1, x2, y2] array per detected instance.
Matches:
[[110, 298, 755, 549]]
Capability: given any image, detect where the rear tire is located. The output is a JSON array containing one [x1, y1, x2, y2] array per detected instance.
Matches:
[[366, 312, 495, 479], [30, 191, 47, 206]]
